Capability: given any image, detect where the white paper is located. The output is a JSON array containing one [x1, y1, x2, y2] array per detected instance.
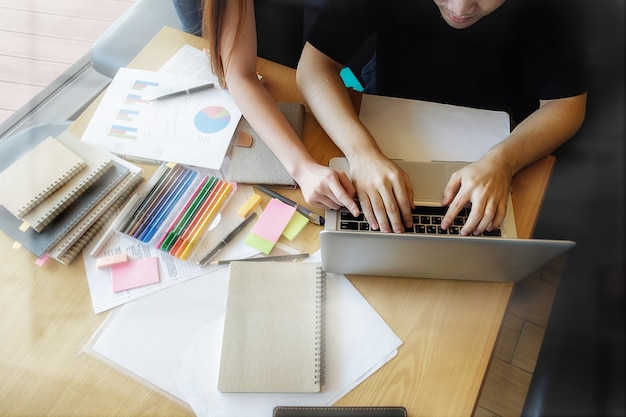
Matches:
[[159, 44, 218, 82], [87, 251, 403, 417], [82, 68, 241, 169], [359, 94, 511, 163], [83, 184, 260, 313]]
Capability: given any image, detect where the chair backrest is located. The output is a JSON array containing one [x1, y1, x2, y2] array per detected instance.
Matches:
[[90, 0, 183, 78]]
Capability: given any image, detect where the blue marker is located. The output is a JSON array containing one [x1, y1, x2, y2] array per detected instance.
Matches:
[[138, 168, 197, 242]]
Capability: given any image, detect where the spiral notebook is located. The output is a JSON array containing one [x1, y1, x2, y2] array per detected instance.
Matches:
[[21, 133, 114, 232], [218, 261, 325, 393], [0, 136, 86, 218]]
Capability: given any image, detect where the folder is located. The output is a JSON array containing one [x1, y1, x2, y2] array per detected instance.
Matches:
[[226, 103, 304, 188]]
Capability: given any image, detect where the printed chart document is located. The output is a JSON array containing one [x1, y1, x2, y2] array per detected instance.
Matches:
[[82, 67, 242, 169], [86, 252, 402, 417], [359, 94, 511, 163]]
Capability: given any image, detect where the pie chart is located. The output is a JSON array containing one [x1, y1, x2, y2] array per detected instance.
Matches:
[[194, 106, 231, 134]]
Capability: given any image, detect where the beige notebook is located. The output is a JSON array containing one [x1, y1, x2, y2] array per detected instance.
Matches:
[[21, 133, 113, 232], [0, 137, 86, 218], [218, 261, 326, 393]]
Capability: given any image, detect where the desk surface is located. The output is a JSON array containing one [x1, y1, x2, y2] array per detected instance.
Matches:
[[0, 27, 554, 417]]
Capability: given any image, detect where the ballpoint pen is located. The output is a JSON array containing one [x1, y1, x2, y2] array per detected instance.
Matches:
[[256, 185, 325, 226], [150, 83, 214, 101], [209, 253, 310, 266], [197, 212, 258, 266]]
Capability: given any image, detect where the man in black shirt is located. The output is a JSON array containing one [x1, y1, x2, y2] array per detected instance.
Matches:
[[297, 0, 587, 234]]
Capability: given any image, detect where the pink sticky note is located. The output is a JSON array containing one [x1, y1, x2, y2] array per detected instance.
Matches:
[[35, 254, 50, 266], [250, 198, 296, 243], [110, 257, 160, 292]]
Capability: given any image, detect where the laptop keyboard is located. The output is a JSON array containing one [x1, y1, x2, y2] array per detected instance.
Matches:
[[339, 206, 502, 237]]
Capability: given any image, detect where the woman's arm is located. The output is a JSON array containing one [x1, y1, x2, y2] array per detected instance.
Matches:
[[218, 0, 359, 213]]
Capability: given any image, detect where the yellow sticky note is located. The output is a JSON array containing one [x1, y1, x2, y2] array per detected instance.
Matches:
[[282, 211, 309, 241], [237, 193, 261, 218]]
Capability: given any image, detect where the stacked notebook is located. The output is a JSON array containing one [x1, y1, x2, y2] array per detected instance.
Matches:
[[0, 131, 142, 265]]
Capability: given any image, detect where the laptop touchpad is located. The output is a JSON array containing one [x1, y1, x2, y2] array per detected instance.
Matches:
[[401, 162, 448, 203]]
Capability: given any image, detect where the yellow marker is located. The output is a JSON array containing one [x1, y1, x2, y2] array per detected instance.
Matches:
[[178, 182, 233, 260]]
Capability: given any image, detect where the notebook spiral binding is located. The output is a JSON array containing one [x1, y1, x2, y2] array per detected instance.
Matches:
[[18, 161, 85, 217], [56, 176, 142, 265], [33, 160, 113, 232], [315, 266, 327, 386]]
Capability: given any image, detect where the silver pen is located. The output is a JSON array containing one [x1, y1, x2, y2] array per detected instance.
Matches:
[[209, 253, 310, 266], [150, 83, 214, 102], [256, 185, 325, 226], [198, 212, 257, 266]]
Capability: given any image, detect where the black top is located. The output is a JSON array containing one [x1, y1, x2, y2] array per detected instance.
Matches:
[[307, 0, 587, 123]]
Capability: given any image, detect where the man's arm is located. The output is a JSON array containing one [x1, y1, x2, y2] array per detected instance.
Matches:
[[297, 42, 414, 233], [441, 93, 588, 235]]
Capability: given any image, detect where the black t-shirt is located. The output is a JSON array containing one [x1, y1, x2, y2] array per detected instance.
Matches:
[[307, 0, 587, 123]]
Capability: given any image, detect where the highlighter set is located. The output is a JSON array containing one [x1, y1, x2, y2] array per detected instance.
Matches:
[[118, 163, 233, 260]]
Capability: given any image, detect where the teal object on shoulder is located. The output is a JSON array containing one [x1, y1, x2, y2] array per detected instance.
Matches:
[[340, 67, 364, 92]]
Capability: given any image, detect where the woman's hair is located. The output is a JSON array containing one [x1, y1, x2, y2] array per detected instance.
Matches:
[[202, 0, 248, 87]]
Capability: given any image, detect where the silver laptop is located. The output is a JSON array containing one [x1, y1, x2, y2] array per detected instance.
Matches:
[[320, 157, 575, 282]]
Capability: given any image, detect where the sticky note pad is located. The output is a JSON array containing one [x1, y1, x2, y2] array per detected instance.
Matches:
[[244, 233, 275, 255], [237, 193, 262, 218], [96, 253, 129, 269], [251, 198, 296, 242], [282, 211, 309, 241], [111, 257, 159, 292], [245, 198, 296, 254], [35, 254, 50, 266]]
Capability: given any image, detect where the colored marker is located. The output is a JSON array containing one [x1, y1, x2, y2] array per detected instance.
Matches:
[[156, 175, 210, 249], [168, 180, 226, 256], [177, 181, 233, 260], [138, 168, 197, 242], [130, 165, 188, 239], [127, 165, 183, 237], [120, 164, 172, 234], [159, 176, 217, 251]]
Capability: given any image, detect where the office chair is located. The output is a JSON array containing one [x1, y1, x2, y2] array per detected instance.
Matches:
[[90, 0, 183, 78]]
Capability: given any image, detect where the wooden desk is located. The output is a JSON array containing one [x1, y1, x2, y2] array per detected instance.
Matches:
[[0, 27, 554, 417]]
